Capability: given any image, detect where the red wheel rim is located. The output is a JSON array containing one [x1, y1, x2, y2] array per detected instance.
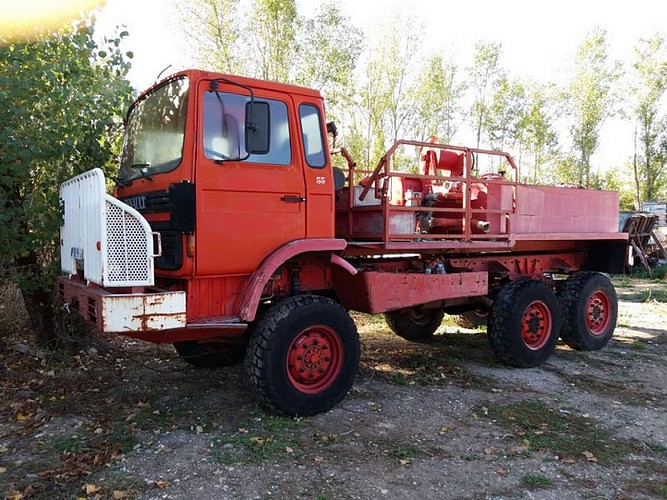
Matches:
[[586, 290, 611, 336], [521, 300, 552, 350], [287, 325, 343, 394]]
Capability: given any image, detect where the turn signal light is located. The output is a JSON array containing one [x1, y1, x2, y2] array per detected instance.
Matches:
[[186, 234, 195, 258]]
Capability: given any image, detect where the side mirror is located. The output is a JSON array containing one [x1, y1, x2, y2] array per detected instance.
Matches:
[[245, 101, 270, 154]]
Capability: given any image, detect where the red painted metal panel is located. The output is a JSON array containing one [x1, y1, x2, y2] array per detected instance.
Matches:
[[513, 185, 619, 234], [186, 275, 246, 322], [333, 271, 488, 314]]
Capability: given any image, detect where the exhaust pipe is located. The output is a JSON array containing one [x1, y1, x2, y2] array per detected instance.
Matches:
[[473, 219, 490, 233]]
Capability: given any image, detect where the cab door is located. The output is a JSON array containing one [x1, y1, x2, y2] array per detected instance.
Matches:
[[297, 100, 335, 238], [195, 81, 305, 276]]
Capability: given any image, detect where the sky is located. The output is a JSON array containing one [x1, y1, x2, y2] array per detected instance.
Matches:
[[93, 0, 667, 172]]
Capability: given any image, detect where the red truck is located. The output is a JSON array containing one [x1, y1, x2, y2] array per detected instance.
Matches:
[[58, 70, 627, 416]]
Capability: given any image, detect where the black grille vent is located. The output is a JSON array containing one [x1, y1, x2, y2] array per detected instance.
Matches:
[[120, 190, 170, 214], [150, 221, 183, 271]]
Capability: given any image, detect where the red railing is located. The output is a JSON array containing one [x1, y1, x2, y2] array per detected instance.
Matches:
[[334, 139, 518, 244]]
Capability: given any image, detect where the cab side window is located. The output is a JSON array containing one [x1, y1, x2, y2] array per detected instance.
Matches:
[[299, 104, 326, 168], [203, 91, 291, 165]]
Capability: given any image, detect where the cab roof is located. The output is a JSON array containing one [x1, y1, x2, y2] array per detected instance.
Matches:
[[136, 69, 323, 102]]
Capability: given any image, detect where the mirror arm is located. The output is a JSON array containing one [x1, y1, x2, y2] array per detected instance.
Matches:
[[209, 77, 254, 162]]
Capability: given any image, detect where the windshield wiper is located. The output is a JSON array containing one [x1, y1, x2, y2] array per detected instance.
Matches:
[[113, 176, 133, 188], [130, 163, 154, 181]]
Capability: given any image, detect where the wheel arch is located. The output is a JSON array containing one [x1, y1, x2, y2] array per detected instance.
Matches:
[[238, 238, 355, 322]]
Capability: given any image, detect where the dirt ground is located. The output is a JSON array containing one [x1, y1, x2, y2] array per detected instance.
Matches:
[[1, 277, 666, 500]]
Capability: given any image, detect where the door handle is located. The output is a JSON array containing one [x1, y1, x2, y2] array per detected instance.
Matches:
[[281, 196, 306, 203]]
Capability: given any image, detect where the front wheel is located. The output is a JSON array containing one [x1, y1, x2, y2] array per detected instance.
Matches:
[[245, 295, 360, 417], [488, 280, 561, 368], [384, 307, 444, 343], [559, 272, 617, 351]]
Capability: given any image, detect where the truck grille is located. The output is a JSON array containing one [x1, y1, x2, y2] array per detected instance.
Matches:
[[106, 201, 152, 283], [120, 190, 170, 214]]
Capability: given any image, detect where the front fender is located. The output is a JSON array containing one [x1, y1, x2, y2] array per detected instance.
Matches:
[[238, 238, 355, 322]]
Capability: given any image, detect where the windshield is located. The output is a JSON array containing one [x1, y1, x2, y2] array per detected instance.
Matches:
[[118, 77, 189, 182]]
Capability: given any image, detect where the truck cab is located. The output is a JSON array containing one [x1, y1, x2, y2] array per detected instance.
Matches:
[[116, 70, 336, 281]]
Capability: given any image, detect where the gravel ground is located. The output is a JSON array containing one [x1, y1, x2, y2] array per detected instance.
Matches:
[[0, 278, 666, 499]]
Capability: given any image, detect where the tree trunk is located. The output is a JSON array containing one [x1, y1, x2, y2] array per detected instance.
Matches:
[[633, 124, 641, 210], [17, 250, 58, 347]]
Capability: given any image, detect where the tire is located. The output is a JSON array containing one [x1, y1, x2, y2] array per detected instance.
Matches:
[[559, 272, 617, 351], [453, 310, 488, 329], [245, 295, 360, 417], [384, 307, 445, 343], [174, 339, 247, 368], [488, 280, 561, 368]]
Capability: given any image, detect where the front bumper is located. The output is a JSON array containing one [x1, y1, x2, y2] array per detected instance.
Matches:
[[58, 276, 186, 333]]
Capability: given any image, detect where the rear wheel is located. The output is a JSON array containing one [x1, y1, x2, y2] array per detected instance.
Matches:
[[453, 310, 488, 329], [384, 307, 445, 343], [488, 280, 561, 367], [245, 295, 360, 417], [174, 339, 247, 368], [560, 272, 617, 350]]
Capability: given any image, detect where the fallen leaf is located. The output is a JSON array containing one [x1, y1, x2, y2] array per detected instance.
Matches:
[[496, 467, 507, 476], [83, 484, 101, 494], [250, 436, 264, 446], [5, 490, 22, 500], [155, 480, 171, 489], [113, 491, 129, 499], [16, 414, 27, 422], [484, 447, 498, 456], [562, 458, 576, 464], [0, 466, 6, 473], [439, 426, 450, 434], [582, 451, 598, 463], [195, 425, 203, 434], [399, 459, 410, 465], [313, 455, 324, 463], [285, 446, 294, 454]]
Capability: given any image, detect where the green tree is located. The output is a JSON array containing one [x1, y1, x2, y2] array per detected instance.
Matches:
[[521, 85, 559, 184], [566, 28, 620, 188], [603, 165, 637, 210], [0, 21, 132, 344], [410, 54, 465, 143], [484, 77, 527, 153], [294, 2, 363, 121], [630, 34, 667, 206], [356, 17, 421, 165], [469, 41, 504, 149], [251, 0, 298, 82], [178, 0, 243, 74]]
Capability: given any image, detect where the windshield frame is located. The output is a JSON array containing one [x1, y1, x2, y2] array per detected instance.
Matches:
[[118, 76, 190, 183]]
